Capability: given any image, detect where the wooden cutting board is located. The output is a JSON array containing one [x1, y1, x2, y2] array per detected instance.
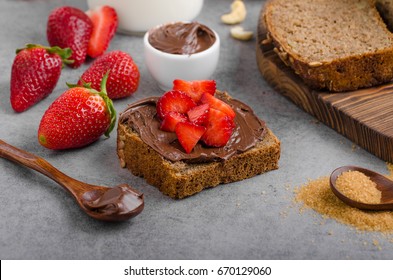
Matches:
[[256, 10, 393, 163]]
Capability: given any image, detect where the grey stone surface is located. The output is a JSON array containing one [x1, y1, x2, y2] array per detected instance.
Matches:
[[0, 0, 392, 260]]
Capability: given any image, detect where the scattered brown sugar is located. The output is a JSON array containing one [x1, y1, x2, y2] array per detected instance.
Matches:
[[335, 170, 381, 204], [294, 176, 393, 233]]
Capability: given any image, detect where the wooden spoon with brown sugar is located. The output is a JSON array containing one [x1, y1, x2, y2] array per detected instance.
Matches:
[[330, 165, 393, 211]]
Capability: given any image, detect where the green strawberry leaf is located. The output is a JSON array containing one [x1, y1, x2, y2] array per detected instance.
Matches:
[[98, 71, 117, 137], [16, 44, 74, 66]]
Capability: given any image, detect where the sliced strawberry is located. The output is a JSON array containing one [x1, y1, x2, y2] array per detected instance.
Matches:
[[86, 5, 118, 58], [201, 108, 235, 147], [156, 90, 196, 120], [175, 122, 206, 154], [173, 79, 216, 102], [187, 103, 210, 126], [200, 93, 236, 119], [160, 112, 188, 132]]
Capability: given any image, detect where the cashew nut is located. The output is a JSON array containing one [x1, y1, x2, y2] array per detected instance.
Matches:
[[221, 0, 247, 25], [230, 26, 253, 41]]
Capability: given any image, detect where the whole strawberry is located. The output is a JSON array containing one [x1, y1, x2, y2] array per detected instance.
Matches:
[[10, 44, 72, 113], [47, 6, 92, 68], [38, 74, 116, 150], [78, 50, 140, 99]]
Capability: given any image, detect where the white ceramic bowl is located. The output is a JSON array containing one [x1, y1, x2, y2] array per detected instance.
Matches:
[[144, 23, 220, 91], [87, 0, 204, 34]]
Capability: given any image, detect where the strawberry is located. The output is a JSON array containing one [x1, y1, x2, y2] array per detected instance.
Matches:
[[187, 103, 210, 126], [200, 93, 236, 119], [173, 79, 216, 102], [160, 112, 188, 132], [86, 5, 118, 58], [38, 74, 116, 150], [156, 90, 196, 120], [47, 6, 93, 68], [175, 122, 206, 154], [201, 108, 235, 147], [78, 50, 140, 99], [10, 44, 72, 113]]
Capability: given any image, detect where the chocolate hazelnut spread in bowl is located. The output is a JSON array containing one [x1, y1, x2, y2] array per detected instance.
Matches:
[[144, 21, 220, 90], [148, 22, 216, 55]]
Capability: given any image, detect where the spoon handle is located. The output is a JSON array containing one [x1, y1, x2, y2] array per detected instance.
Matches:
[[0, 139, 86, 197]]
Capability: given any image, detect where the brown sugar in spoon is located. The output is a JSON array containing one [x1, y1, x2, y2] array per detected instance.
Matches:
[[0, 139, 144, 222], [330, 165, 393, 211]]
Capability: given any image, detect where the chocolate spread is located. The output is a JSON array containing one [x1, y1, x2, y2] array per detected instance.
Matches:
[[82, 184, 144, 219], [119, 92, 266, 163], [148, 22, 216, 55]]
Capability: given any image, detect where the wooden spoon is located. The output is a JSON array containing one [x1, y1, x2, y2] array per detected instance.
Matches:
[[330, 165, 393, 211], [0, 139, 144, 222]]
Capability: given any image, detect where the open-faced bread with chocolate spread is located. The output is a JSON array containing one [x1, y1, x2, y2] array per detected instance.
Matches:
[[117, 90, 280, 199], [263, 0, 393, 92]]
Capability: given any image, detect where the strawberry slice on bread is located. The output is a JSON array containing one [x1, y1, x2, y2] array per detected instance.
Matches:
[[156, 80, 237, 153], [173, 79, 216, 102], [187, 103, 210, 126], [175, 122, 206, 154], [160, 112, 188, 132], [200, 92, 236, 119], [156, 90, 197, 120], [201, 108, 235, 147]]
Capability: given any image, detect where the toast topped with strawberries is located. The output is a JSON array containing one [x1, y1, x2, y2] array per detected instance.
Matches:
[[117, 80, 280, 198]]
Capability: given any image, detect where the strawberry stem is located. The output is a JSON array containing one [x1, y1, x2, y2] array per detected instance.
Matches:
[[16, 44, 74, 66], [97, 72, 116, 137]]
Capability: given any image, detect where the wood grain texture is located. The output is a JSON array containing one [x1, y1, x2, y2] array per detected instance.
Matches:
[[257, 9, 393, 162]]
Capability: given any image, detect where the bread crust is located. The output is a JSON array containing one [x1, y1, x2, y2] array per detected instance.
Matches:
[[117, 124, 280, 199], [263, 0, 393, 92]]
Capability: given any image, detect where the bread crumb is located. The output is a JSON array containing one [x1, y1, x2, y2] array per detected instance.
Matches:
[[373, 239, 382, 250]]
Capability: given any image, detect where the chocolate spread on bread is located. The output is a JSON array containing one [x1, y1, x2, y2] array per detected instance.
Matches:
[[148, 22, 216, 55], [119, 92, 266, 163]]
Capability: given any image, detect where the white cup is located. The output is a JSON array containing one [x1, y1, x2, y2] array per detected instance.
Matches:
[[87, 0, 204, 34]]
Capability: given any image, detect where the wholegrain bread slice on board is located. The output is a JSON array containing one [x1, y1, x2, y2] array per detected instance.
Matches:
[[263, 0, 393, 92], [117, 91, 280, 199]]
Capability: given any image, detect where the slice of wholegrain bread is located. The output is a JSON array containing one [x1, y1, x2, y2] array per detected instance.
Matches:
[[263, 0, 393, 92], [117, 93, 280, 199], [118, 125, 280, 199]]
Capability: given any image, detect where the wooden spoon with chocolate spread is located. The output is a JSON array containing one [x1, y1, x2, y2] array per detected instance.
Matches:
[[0, 139, 144, 222]]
